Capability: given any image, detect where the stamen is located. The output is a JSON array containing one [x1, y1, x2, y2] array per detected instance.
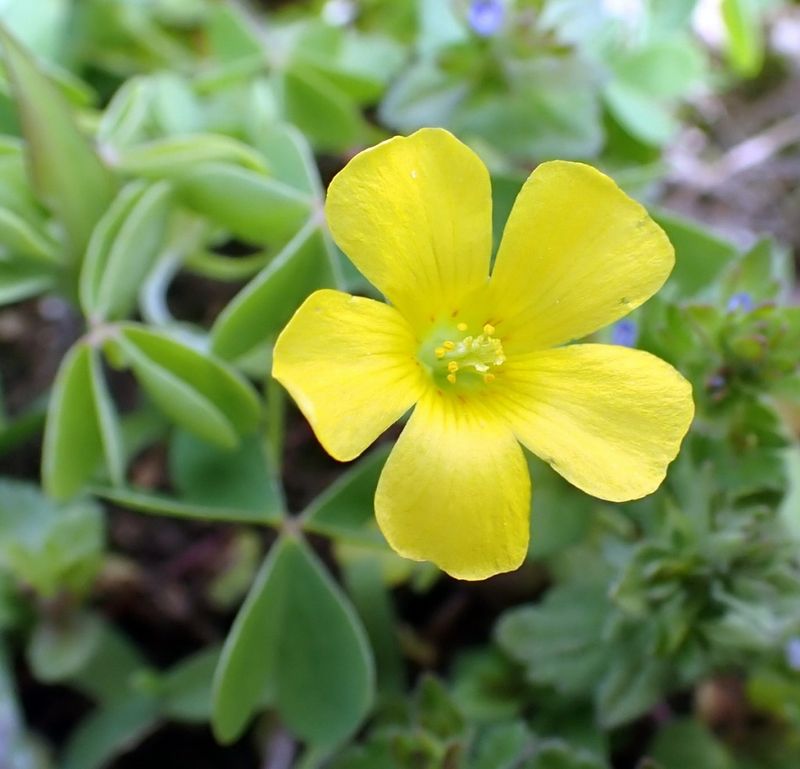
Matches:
[[425, 323, 505, 387]]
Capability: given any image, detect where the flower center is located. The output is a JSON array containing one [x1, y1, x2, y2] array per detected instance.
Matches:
[[422, 322, 506, 387]]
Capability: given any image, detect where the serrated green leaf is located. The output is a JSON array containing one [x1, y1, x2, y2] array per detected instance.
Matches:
[[595, 647, 669, 728], [0, 25, 115, 260], [213, 536, 374, 746], [0, 480, 104, 596], [115, 324, 260, 448], [467, 720, 532, 769], [177, 161, 311, 244], [210, 223, 335, 360], [495, 584, 611, 697]]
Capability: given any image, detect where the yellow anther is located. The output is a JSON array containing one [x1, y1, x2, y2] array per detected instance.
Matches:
[[435, 347, 445, 359], [447, 361, 459, 373], [457, 322, 468, 332], [447, 373, 457, 384], [483, 323, 495, 336], [484, 373, 496, 383], [443, 340, 456, 350]]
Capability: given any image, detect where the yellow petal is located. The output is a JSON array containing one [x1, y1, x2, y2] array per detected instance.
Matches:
[[496, 344, 694, 501], [375, 393, 530, 580], [489, 161, 674, 352], [272, 289, 425, 462], [325, 127, 492, 330]]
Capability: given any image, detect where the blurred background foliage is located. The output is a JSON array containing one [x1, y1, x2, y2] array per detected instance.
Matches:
[[0, 0, 799, 767]]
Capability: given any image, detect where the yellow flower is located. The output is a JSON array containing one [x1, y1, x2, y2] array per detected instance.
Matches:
[[273, 128, 694, 580]]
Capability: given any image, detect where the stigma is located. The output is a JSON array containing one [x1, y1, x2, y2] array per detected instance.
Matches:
[[433, 323, 505, 386]]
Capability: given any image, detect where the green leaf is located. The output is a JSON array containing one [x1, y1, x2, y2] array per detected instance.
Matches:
[[61, 696, 159, 769], [721, 0, 763, 78], [169, 429, 284, 522], [114, 134, 269, 178], [213, 536, 374, 746], [0, 257, 56, 306], [610, 36, 705, 99], [177, 161, 311, 245], [80, 180, 172, 321], [162, 646, 221, 722], [595, 644, 669, 728], [0, 480, 104, 597], [302, 444, 390, 547], [603, 81, 678, 147], [724, 237, 793, 303], [649, 719, 734, 769], [27, 610, 103, 683], [654, 210, 739, 300], [524, 740, 608, 769], [0, 206, 58, 263], [88, 345, 125, 488], [453, 58, 603, 160], [95, 486, 275, 525], [67, 622, 146, 704], [342, 556, 404, 695], [527, 457, 592, 559], [206, 2, 262, 63], [418, 675, 466, 741], [253, 123, 322, 197], [495, 583, 611, 697], [467, 721, 532, 769], [96, 76, 152, 148], [281, 65, 365, 152], [211, 224, 336, 360], [43, 343, 123, 499], [114, 324, 260, 448], [0, 25, 115, 260]]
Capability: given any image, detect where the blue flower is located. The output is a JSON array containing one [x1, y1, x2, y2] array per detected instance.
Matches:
[[611, 318, 638, 347], [786, 637, 800, 670], [727, 291, 754, 313], [468, 0, 505, 37]]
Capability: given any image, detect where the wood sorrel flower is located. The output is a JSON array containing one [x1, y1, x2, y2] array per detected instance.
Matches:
[[273, 128, 694, 580]]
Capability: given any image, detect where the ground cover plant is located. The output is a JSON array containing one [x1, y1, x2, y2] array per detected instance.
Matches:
[[1, 0, 800, 767]]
